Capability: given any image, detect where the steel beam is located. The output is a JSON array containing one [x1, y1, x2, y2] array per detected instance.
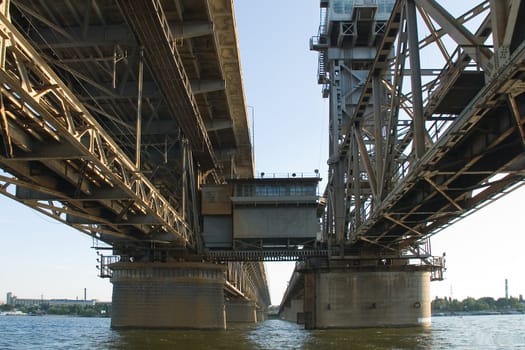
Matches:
[[205, 119, 233, 132], [190, 79, 226, 94], [373, 74, 385, 199], [116, 0, 216, 171], [170, 21, 214, 39], [414, 0, 493, 74], [507, 94, 525, 148], [406, 0, 426, 159], [20, 21, 213, 48]]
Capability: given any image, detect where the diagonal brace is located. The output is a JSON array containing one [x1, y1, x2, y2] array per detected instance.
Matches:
[[508, 94, 525, 149], [424, 176, 464, 212], [385, 214, 423, 237], [415, 0, 493, 74]]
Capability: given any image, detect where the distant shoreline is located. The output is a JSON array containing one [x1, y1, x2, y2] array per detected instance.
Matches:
[[0, 313, 109, 318], [432, 310, 525, 317]]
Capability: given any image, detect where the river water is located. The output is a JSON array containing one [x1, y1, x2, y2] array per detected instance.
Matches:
[[1, 314, 524, 349]]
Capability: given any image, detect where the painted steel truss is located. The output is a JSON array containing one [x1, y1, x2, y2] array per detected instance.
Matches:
[[315, 0, 525, 252], [0, 9, 194, 246]]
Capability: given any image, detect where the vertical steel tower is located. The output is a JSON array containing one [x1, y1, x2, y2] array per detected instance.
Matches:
[[312, 0, 397, 249]]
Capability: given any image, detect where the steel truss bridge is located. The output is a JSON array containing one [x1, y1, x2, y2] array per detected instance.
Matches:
[[0, 0, 524, 313], [314, 0, 525, 257], [0, 0, 269, 308], [281, 0, 525, 314]]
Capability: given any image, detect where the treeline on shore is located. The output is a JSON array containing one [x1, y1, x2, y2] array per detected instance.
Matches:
[[432, 296, 524, 314], [0, 303, 111, 317]]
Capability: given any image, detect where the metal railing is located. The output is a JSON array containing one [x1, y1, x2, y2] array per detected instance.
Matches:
[[97, 255, 122, 278], [207, 249, 331, 262]]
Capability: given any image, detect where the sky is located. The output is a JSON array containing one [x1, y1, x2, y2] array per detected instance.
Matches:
[[1, 0, 524, 305]]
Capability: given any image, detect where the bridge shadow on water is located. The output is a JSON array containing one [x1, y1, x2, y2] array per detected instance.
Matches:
[[107, 319, 433, 350]]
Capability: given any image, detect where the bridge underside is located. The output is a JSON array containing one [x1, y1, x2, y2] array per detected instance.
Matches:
[[1, 0, 525, 330], [0, 0, 254, 249], [0, 0, 270, 329]]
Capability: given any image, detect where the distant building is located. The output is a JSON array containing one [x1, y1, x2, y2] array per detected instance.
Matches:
[[6, 292, 96, 307]]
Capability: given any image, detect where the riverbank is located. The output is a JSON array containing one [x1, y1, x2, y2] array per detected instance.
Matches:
[[433, 310, 524, 317], [0, 311, 27, 316]]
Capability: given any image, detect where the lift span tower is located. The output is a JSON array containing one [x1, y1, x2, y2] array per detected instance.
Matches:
[[280, 0, 525, 328]]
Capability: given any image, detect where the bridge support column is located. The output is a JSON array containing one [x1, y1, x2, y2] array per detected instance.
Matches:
[[304, 265, 431, 328], [110, 262, 226, 329], [280, 297, 304, 324], [225, 299, 257, 323], [256, 308, 266, 322]]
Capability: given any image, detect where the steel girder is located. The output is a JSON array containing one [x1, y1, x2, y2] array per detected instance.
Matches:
[[115, 0, 216, 172]]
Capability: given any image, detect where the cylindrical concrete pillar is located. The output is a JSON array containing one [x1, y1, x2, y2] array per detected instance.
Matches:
[[110, 261, 226, 329]]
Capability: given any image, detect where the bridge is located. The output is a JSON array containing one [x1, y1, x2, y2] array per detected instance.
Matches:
[[0, 0, 269, 328], [279, 0, 525, 328], [0, 0, 524, 329]]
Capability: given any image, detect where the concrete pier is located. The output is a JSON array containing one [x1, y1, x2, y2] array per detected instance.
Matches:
[[256, 308, 266, 322], [280, 298, 304, 324], [225, 299, 257, 323], [110, 262, 226, 329], [303, 265, 432, 329]]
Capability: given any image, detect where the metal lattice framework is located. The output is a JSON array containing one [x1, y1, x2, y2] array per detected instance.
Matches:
[[314, 0, 525, 254], [0, 0, 267, 308], [225, 262, 271, 307], [0, 0, 254, 247], [0, 10, 194, 245]]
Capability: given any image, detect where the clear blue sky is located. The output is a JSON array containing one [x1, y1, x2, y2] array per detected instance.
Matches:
[[1, 0, 524, 305]]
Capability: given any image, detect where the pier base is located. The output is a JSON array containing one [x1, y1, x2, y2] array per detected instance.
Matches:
[[225, 299, 257, 323], [280, 298, 304, 324], [304, 265, 431, 329], [110, 262, 226, 329], [256, 308, 266, 322]]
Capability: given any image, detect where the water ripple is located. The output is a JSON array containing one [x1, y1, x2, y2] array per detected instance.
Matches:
[[1, 314, 524, 349]]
